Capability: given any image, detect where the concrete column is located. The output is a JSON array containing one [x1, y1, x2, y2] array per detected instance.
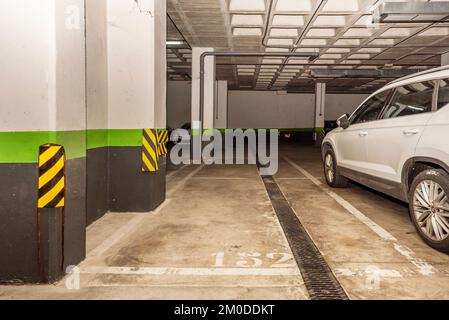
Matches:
[[0, 0, 86, 282], [107, 0, 166, 212], [442, 53, 449, 66], [314, 82, 326, 145], [191, 47, 216, 129], [215, 80, 228, 129], [86, 0, 109, 225]]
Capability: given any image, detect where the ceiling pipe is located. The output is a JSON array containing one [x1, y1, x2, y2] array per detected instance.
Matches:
[[373, 1, 449, 23], [199, 52, 319, 131], [310, 69, 418, 78], [261, 0, 329, 49], [266, 0, 328, 89], [167, 13, 192, 49]]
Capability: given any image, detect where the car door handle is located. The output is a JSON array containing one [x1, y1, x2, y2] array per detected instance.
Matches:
[[403, 129, 420, 135], [359, 131, 368, 137]]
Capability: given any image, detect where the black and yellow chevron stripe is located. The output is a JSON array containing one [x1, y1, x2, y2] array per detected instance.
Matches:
[[38, 144, 65, 209], [157, 129, 169, 156], [142, 129, 159, 172]]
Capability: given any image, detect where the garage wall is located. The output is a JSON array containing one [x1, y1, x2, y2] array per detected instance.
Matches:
[[167, 81, 191, 129], [228, 91, 369, 129], [228, 91, 314, 129], [167, 86, 369, 130], [325, 93, 369, 120]]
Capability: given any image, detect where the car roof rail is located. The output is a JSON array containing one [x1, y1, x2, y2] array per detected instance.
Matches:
[[390, 65, 449, 85]]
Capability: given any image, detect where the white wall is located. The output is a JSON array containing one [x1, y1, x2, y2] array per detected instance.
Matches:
[[0, 0, 51, 131], [153, 0, 167, 129], [55, 0, 86, 131], [107, 0, 166, 129], [167, 81, 191, 129], [228, 91, 315, 129], [228, 91, 369, 129], [325, 94, 369, 120], [0, 0, 85, 132], [86, 0, 108, 130]]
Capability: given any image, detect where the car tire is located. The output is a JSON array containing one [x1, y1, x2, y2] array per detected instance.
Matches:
[[409, 169, 449, 253], [323, 148, 349, 188]]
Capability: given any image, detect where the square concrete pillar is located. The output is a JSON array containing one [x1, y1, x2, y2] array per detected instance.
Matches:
[[216, 80, 228, 129], [191, 47, 216, 129], [107, 0, 167, 213], [0, 0, 86, 283], [314, 82, 326, 145]]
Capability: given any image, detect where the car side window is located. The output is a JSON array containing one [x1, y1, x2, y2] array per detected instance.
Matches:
[[350, 90, 391, 125], [381, 82, 434, 119], [438, 79, 449, 110]]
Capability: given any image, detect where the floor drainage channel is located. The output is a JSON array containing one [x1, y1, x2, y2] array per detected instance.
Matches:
[[262, 175, 349, 300]]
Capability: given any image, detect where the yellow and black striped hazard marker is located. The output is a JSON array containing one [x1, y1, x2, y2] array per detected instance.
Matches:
[[142, 129, 159, 172], [157, 129, 169, 156], [38, 144, 65, 209]]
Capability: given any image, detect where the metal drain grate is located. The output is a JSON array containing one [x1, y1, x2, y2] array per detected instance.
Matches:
[[262, 176, 349, 300]]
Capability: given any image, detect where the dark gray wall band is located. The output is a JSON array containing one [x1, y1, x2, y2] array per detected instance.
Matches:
[[108, 147, 166, 213], [0, 163, 40, 283], [86, 148, 109, 225], [1, 146, 166, 283], [0, 158, 86, 283]]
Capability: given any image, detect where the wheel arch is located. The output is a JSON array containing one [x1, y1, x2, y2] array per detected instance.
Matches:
[[321, 141, 336, 161], [402, 157, 449, 197]]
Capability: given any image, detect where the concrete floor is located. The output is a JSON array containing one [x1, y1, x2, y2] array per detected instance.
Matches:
[[3, 144, 449, 299]]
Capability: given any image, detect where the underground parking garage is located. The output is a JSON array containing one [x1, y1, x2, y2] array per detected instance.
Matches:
[[2, 0, 449, 309]]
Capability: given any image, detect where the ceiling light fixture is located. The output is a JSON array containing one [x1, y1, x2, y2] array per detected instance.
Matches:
[[166, 40, 186, 46], [373, 2, 449, 23]]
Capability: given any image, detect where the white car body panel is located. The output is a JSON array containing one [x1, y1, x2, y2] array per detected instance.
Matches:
[[333, 123, 367, 173], [363, 113, 433, 182], [416, 107, 449, 166], [323, 66, 449, 202]]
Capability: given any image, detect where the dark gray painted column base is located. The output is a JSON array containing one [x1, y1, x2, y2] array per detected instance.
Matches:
[[64, 158, 86, 270], [0, 158, 86, 284], [109, 147, 166, 213], [86, 148, 108, 225], [0, 164, 40, 283], [1, 145, 167, 283], [38, 208, 63, 283]]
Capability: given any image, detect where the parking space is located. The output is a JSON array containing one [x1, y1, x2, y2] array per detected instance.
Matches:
[[3, 145, 449, 300], [0, 162, 308, 300], [278, 145, 449, 299]]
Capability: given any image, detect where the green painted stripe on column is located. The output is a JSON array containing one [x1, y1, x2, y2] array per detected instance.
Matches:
[[0, 128, 322, 163], [55, 131, 86, 160], [0, 131, 86, 163], [86, 129, 142, 149], [107, 129, 142, 147], [86, 129, 109, 149], [0, 129, 144, 163]]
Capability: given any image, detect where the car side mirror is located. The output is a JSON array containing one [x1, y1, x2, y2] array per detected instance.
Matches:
[[337, 114, 350, 129]]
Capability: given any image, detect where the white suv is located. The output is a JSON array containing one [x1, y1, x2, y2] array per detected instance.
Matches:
[[322, 66, 449, 252]]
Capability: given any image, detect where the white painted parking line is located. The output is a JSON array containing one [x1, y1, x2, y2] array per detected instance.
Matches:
[[284, 157, 438, 276], [284, 158, 396, 241], [84, 284, 303, 289], [192, 177, 250, 180], [167, 165, 205, 198], [334, 267, 403, 278], [166, 164, 188, 180], [276, 177, 316, 181], [82, 266, 301, 276]]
